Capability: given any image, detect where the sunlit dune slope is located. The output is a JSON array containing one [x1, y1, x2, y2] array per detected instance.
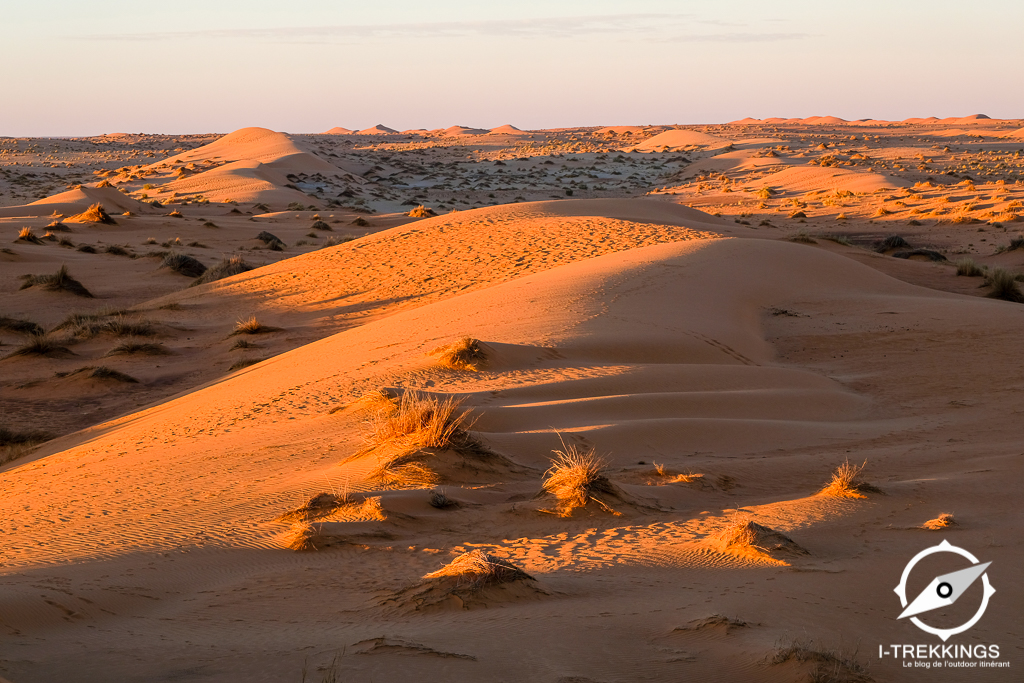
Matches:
[[2, 233, 1018, 570]]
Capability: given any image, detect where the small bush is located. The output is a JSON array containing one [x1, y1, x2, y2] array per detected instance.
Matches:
[[76, 244, 97, 254], [430, 336, 486, 371], [715, 520, 807, 556], [0, 316, 43, 336], [104, 244, 132, 257], [428, 488, 458, 509], [162, 252, 207, 277], [6, 334, 72, 358], [423, 550, 532, 588], [922, 513, 956, 530], [229, 357, 265, 371], [984, 268, 1024, 302], [230, 338, 258, 350], [69, 203, 116, 225], [351, 217, 369, 227], [818, 459, 881, 498], [541, 444, 616, 516], [408, 205, 436, 218], [788, 232, 817, 244], [322, 235, 357, 248], [311, 219, 332, 231], [190, 256, 253, 287], [955, 258, 985, 277], [84, 366, 139, 383], [106, 339, 170, 356], [16, 227, 42, 244], [771, 639, 871, 682], [231, 316, 281, 335], [875, 234, 910, 252], [18, 265, 93, 297]]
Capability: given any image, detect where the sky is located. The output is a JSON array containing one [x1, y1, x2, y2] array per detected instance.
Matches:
[[1, 0, 1021, 136]]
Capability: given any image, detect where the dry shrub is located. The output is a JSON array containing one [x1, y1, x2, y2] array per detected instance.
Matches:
[[229, 357, 265, 371], [162, 252, 207, 277], [788, 232, 816, 244], [423, 550, 532, 589], [190, 256, 253, 287], [874, 234, 909, 252], [955, 258, 985, 277], [818, 459, 881, 498], [311, 219, 332, 231], [358, 391, 480, 488], [105, 339, 169, 356], [0, 316, 43, 336], [429, 488, 458, 509], [541, 444, 618, 516], [68, 203, 115, 224], [772, 639, 872, 683], [408, 205, 436, 218], [648, 462, 703, 485], [430, 336, 487, 371], [715, 520, 808, 556], [922, 513, 956, 530], [984, 268, 1024, 303], [6, 334, 72, 358], [231, 315, 280, 335], [0, 426, 52, 465], [19, 264, 93, 297], [16, 227, 42, 243]]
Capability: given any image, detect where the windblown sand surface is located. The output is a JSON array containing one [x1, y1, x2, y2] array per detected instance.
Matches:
[[1, 119, 1022, 682]]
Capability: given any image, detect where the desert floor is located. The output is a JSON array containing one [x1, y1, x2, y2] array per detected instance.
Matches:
[[1, 118, 1022, 682]]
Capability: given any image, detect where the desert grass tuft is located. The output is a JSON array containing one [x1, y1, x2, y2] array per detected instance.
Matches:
[[715, 520, 808, 556], [0, 425, 53, 465], [875, 234, 910, 252], [69, 203, 116, 225], [788, 231, 816, 244], [161, 252, 207, 277], [922, 513, 956, 530], [0, 316, 44, 336], [407, 205, 437, 218], [423, 550, 532, 588], [19, 264, 93, 297], [771, 639, 872, 683], [541, 443, 618, 516], [5, 334, 72, 358], [230, 315, 281, 336], [818, 459, 881, 498], [430, 336, 487, 371], [984, 267, 1024, 303], [311, 219, 333, 231], [358, 390, 480, 489], [16, 227, 42, 244], [105, 339, 170, 356], [81, 366, 139, 383], [190, 256, 253, 287], [955, 258, 985, 277], [229, 357, 266, 371], [428, 488, 459, 509]]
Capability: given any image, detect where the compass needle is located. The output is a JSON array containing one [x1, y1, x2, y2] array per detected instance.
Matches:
[[898, 562, 992, 619]]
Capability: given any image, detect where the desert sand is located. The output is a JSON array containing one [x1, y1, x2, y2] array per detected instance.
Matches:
[[1, 118, 1022, 682]]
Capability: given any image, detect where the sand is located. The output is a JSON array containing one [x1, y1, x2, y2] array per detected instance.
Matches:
[[1, 118, 1023, 682]]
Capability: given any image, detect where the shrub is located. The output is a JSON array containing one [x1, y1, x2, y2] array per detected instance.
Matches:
[[16, 227, 42, 244], [6, 334, 72, 358], [0, 316, 43, 335], [190, 256, 253, 287], [984, 268, 1024, 302], [955, 258, 985, 277], [922, 513, 956, 530], [818, 459, 881, 498], [875, 234, 910, 252], [771, 639, 871, 682], [541, 444, 616, 516], [430, 336, 486, 371], [162, 252, 207, 277], [18, 265, 93, 297], [408, 205, 436, 218], [422, 550, 532, 588], [229, 357, 265, 371], [311, 219, 332, 231], [231, 316, 280, 335], [69, 203, 116, 224], [104, 244, 132, 257], [105, 340, 170, 356], [714, 520, 807, 555]]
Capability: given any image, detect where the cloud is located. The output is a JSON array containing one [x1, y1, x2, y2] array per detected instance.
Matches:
[[80, 14, 810, 44]]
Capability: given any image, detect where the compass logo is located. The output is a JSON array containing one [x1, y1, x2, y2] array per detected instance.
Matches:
[[894, 540, 996, 642]]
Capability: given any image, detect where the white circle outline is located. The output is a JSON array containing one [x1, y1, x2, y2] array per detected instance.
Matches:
[[896, 540, 994, 642]]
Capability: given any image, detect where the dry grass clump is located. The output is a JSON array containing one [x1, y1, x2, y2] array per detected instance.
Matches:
[[229, 357, 266, 371], [715, 520, 808, 556], [358, 390, 481, 488], [68, 203, 116, 225], [818, 459, 881, 498], [984, 267, 1024, 303], [161, 252, 207, 277], [16, 227, 42, 244], [0, 316, 43, 336], [955, 257, 985, 277], [1, 425, 53, 465], [788, 232, 816, 244], [231, 315, 281, 335], [5, 333, 72, 358], [423, 550, 532, 588], [771, 639, 872, 683], [105, 339, 170, 356], [46, 220, 70, 232], [541, 444, 618, 516], [429, 488, 459, 509], [190, 256, 253, 286], [430, 336, 487, 371], [408, 205, 437, 218], [922, 513, 956, 530], [103, 316, 155, 337], [310, 219, 332, 231], [77, 366, 139, 383], [874, 234, 909, 252], [19, 264, 93, 297]]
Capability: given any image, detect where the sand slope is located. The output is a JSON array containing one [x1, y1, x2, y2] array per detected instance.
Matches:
[[2, 213, 1022, 681]]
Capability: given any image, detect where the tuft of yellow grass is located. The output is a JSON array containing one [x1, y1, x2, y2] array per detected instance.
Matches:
[[230, 315, 281, 336], [818, 459, 880, 498], [407, 205, 436, 218], [715, 520, 808, 555], [430, 336, 487, 371], [541, 443, 617, 516], [922, 513, 956, 530], [423, 550, 532, 588], [358, 390, 479, 488]]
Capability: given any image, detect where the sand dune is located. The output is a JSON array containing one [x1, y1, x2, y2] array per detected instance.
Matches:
[[322, 126, 353, 135], [0, 184, 147, 217], [357, 124, 398, 135], [757, 165, 910, 193], [633, 129, 732, 151], [489, 124, 523, 134]]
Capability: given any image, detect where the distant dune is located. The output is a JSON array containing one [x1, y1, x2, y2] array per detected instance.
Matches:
[[356, 124, 398, 135], [632, 129, 732, 151]]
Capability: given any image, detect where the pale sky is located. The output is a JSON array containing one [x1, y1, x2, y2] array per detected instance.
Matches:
[[1, 0, 1021, 136]]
